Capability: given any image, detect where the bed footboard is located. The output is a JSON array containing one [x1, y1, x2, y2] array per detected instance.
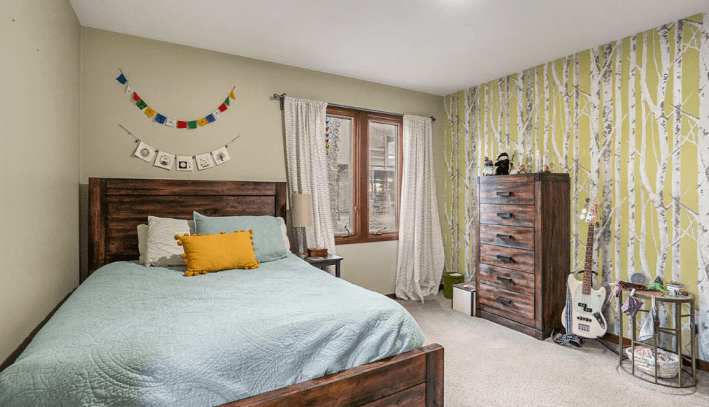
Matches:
[[223, 344, 444, 407]]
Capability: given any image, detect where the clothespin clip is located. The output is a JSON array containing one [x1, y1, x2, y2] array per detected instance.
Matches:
[[630, 289, 636, 297]]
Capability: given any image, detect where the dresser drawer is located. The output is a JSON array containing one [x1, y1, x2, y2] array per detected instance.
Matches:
[[479, 204, 535, 228], [479, 182, 534, 205], [478, 264, 534, 296], [478, 283, 535, 321], [480, 244, 534, 273], [479, 224, 534, 251]]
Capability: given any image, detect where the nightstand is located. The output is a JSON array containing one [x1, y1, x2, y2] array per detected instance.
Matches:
[[304, 254, 343, 278]]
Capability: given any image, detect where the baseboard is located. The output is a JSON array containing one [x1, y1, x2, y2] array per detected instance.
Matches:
[[0, 290, 74, 373], [602, 333, 709, 373]]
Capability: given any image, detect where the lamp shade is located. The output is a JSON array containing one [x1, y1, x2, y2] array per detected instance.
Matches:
[[291, 193, 313, 227]]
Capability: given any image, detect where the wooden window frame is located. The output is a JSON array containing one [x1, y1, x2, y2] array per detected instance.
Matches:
[[327, 106, 403, 245]]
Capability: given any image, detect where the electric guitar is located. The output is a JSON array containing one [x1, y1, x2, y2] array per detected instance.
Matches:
[[562, 199, 608, 338]]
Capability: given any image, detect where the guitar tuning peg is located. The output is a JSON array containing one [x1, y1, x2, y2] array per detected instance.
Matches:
[[579, 214, 586, 220], [581, 209, 587, 214]]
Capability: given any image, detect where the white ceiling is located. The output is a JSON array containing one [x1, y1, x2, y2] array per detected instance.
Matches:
[[70, 0, 707, 96]]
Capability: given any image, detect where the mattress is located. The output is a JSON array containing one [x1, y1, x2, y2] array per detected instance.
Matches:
[[0, 254, 424, 406]]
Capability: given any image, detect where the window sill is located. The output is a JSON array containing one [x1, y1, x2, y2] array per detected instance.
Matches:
[[335, 233, 399, 245]]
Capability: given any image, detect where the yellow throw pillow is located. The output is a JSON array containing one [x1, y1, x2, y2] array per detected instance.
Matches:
[[175, 230, 259, 277]]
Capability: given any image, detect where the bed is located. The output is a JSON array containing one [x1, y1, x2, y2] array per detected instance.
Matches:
[[0, 178, 443, 406]]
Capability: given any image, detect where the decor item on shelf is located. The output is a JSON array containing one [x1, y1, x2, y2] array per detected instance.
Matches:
[[630, 272, 647, 285], [624, 346, 680, 379], [482, 156, 495, 176], [307, 248, 328, 257], [291, 191, 313, 258], [121, 125, 239, 171], [494, 151, 510, 175], [667, 281, 684, 296], [444, 272, 465, 299], [516, 164, 526, 174], [116, 69, 235, 129]]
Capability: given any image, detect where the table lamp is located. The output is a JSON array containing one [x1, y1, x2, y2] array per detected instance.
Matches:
[[291, 192, 313, 258]]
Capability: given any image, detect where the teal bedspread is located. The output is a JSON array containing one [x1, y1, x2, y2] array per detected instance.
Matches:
[[0, 255, 424, 406]]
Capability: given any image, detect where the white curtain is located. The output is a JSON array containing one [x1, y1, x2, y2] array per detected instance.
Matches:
[[396, 115, 444, 301], [284, 97, 336, 268]]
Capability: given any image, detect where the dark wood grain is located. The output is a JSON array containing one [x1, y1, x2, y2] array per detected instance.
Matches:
[[360, 383, 425, 407], [424, 344, 444, 407], [479, 204, 535, 227], [478, 283, 535, 320], [222, 346, 437, 407], [478, 264, 534, 296], [478, 181, 534, 205], [479, 224, 534, 250], [88, 178, 287, 273], [475, 173, 570, 340], [479, 244, 534, 273]]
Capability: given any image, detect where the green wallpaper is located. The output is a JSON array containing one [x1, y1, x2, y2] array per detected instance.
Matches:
[[443, 13, 709, 358]]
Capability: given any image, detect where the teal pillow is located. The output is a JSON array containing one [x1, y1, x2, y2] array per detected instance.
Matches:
[[193, 212, 288, 262]]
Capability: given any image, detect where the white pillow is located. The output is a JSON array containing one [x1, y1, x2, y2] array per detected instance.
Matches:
[[138, 220, 195, 265], [144, 217, 194, 267], [279, 217, 291, 253]]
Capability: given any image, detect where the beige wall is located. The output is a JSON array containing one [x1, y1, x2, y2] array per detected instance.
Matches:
[[80, 28, 446, 294], [0, 0, 80, 365]]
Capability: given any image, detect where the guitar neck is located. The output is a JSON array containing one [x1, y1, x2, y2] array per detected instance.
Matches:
[[582, 222, 595, 295]]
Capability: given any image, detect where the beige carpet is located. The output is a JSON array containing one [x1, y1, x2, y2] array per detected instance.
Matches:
[[397, 291, 709, 407]]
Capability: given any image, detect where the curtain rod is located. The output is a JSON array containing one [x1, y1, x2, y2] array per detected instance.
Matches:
[[272, 93, 435, 122]]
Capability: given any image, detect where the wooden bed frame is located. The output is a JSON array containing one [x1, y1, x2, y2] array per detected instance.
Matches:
[[88, 178, 444, 406]]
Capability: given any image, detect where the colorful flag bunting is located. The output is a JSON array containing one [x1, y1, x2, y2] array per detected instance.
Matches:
[[117, 70, 235, 129]]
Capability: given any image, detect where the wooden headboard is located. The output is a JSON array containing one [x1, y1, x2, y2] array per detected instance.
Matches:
[[88, 178, 287, 274]]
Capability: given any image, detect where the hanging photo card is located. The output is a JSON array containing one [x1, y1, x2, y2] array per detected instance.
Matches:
[[133, 141, 156, 163], [154, 151, 175, 170], [211, 146, 231, 165], [195, 153, 215, 171], [176, 156, 194, 171]]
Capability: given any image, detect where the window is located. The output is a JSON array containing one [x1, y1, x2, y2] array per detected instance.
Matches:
[[325, 106, 402, 244]]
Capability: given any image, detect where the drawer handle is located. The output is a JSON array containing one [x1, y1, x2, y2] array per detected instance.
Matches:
[[496, 297, 513, 306], [496, 234, 513, 240], [497, 255, 514, 262], [497, 213, 513, 218], [496, 191, 512, 197], [496, 276, 513, 284]]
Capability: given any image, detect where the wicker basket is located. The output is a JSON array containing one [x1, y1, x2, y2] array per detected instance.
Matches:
[[624, 346, 680, 378]]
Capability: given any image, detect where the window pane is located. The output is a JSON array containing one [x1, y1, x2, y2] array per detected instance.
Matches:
[[325, 116, 353, 236], [369, 121, 398, 233]]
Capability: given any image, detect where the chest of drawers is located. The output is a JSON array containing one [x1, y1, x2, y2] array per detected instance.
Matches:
[[475, 173, 570, 340]]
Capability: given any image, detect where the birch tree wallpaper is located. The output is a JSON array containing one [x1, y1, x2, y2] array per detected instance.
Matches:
[[443, 13, 709, 359]]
